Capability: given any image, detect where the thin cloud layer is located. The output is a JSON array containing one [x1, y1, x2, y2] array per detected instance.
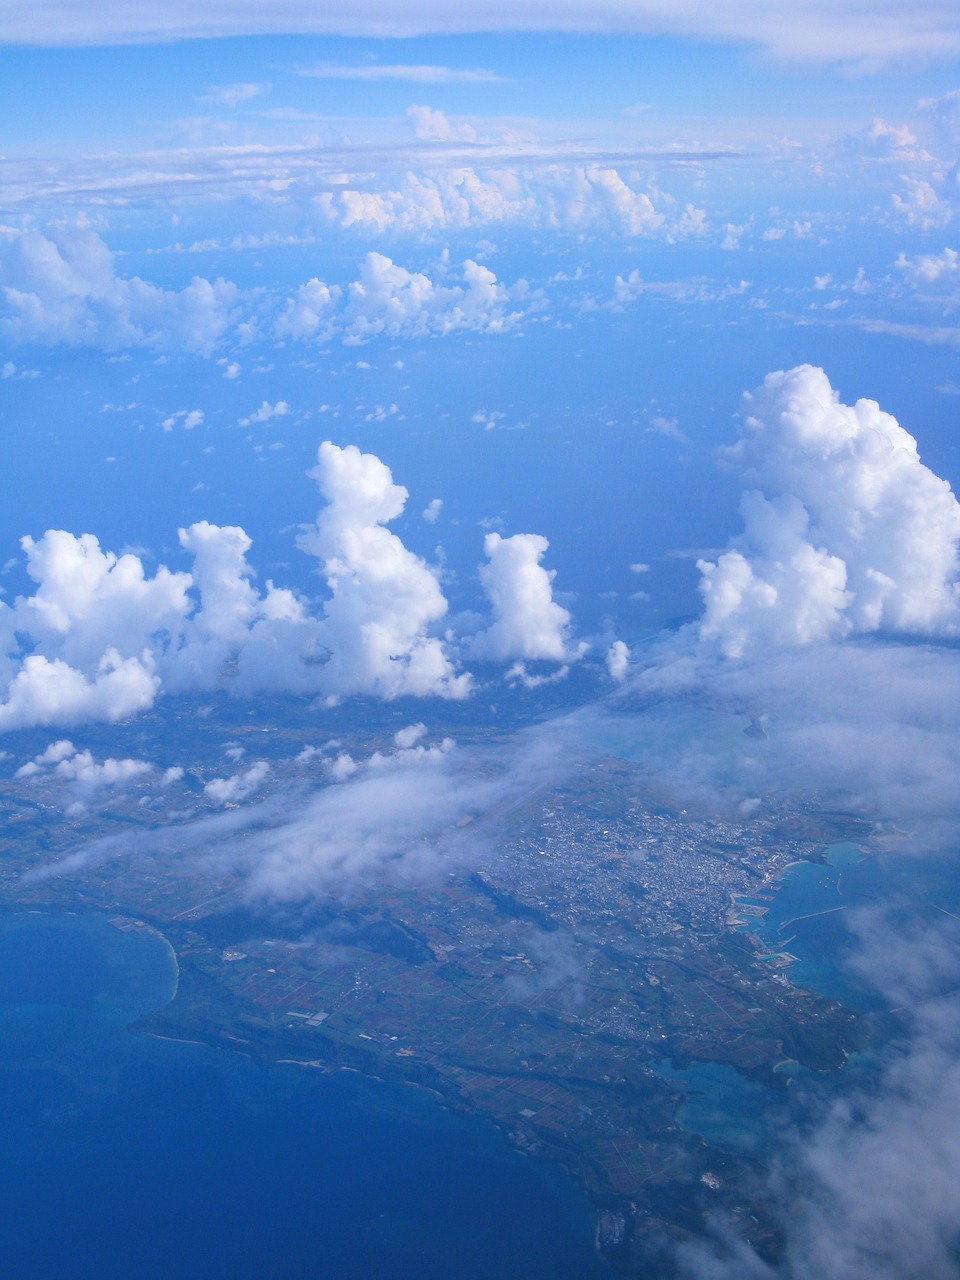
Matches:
[[676, 910, 960, 1280], [2, 0, 957, 67], [625, 638, 960, 848]]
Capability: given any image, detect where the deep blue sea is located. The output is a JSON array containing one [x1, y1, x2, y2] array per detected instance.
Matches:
[[0, 911, 609, 1280]]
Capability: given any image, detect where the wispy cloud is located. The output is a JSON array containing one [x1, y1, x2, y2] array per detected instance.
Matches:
[[1, 1, 958, 67], [197, 82, 269, 107], [294, 62, 503, 83]]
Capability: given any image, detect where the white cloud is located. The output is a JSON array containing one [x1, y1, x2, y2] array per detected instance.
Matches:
[[198, 82, 268, 107], [275, 253, 534, 343], [471, 532, 585, 665], [676, 906, 960, 1280], [891, 177, 952, 231], [275, 278, 341, 340], [297, 442, 472, 700], [218, 724, 576, 901], [295, 62, 502, 83], [606, 639, 630, 681], [423, 498, 443, 523], [394, 722, 427, 749], [407, 104, 477, 143], [647, 414, 688, 442], [697, 365, 960, 657], [0, 225, 239, 355], [0, 651, 159, 732], [11, 529, 193, 674], [894, 247, 959, 285], [563, 166, 665, 236], [315, 166, 690, 240], [1, 360, 39, 379], [16, 739, 154, 793], [340, 252, 531, 342], [627, 637, 960, 846], [242, 749, 487, 898], [204, 760, 271, 805], [840, 116, 922, 159], [161, 407, 204, 431], [238, 399, 290, 426], [171, 520, 316, 695], [0, 443, 478, 730], [3, 1, 957, 67]]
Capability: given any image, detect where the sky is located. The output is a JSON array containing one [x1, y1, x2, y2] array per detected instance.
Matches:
[[2, 3, 960, 1276]]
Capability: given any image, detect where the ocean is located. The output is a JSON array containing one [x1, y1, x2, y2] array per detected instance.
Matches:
[[0, 910, 608, 1280]]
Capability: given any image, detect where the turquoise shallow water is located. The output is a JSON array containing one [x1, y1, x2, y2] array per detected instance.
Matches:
[[744, 842, 885, 1012], [653, 1059, 776, 1156], [0, 910, 609, 1280]]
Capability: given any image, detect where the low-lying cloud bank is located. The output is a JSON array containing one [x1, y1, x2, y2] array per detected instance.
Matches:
[[0, 226, 538, 353], [36, 712, 588, 897], [675, 909, 960, 1280], [0, 441, 581, 731]]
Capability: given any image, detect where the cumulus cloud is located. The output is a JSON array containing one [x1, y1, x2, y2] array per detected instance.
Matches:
[[340, 252, 531, 341], [0, 230, 541, 356], [894, 247, 959, 285], [890, 177, 952, 231], [0, 441, 485, 730], [6, 527, 193, 677], [275, 252, 534, 343], [237, 399, 290, 426], [297, 442, 471, 700], [170, 520, 317, 695], [697, 365, 960, 657], [839, 117, 923, 159], [15, 738, 155, 799], [274, 278, 340, 340], [315, 166, 685, 239], [470, 532, 585, 667], [161, 408, 204, 431], [606, 639, 630, 681], [204, 760, 271, 805], [0, 651, 159, 732], [0, 225, 239, 354], [407, 104, 477, 142], [315, 170, 535, 235]]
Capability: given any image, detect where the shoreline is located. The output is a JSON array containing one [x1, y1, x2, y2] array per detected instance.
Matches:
[[107, 914, 181, 1004]]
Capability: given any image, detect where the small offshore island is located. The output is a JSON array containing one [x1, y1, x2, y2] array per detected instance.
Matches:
[[0, 700, 869, 1275]]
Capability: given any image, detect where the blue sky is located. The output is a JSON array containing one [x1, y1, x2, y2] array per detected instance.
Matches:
[[3, 8, 960, 1275], [1, 2, 959, 703]]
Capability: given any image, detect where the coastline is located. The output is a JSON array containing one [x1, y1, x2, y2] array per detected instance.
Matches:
[[107, 914, 180, 1003]]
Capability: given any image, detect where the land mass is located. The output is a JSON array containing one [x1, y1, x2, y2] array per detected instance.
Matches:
[[0, 704, 869, 1271]]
